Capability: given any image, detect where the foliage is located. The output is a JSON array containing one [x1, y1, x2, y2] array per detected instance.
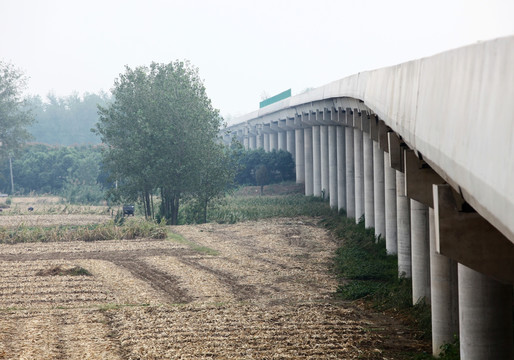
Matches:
[[27, 92, 109, 145], [200, 194, 332, 224], [187, 142, 236, 223], [0, 144, 105, 203], [255, 164, 270, 195], [95, 60, 227, 224], [0, 61, 35, 158], [233, 148, 295, 186]]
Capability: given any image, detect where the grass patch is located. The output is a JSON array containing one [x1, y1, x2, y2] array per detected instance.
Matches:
[[202, 194, 333, 224], [320, 213, 432, 339], [0, 218, 167, 244], [167, 231, 219, 256]]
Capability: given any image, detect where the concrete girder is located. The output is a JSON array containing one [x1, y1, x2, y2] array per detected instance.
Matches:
[[353, 110, 363, 130], [433, 184, 514, 285], [404, 149, 445, 208], [388, 132, 404, 172], [370, 114, 379, 142], [361, 112, 370, 134], [378, 120, 390, 153], [344, 108, 353, 127]]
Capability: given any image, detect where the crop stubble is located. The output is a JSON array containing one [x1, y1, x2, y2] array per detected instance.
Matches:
[[0, 216, 426, 359]]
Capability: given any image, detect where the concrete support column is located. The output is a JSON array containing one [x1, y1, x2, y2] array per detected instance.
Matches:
[[345, 126, 355, 218], [295, 129, 305, 184], [270, 132, 278, 151], [278, 131, 286, 151], [249, 135, 256, 150], [264, 133, 270, 152], [384, 152, 397, 254], [458, 264, 513, 360], [363, 134, 374, 228], [411, 199, 430, 304], [243, 136, 249, 150], [328, 125, 338, 209], [256, 133, 263, 149], [373, 142, 385, 238], [397, 171, 411, 278], [320, 125, 329, 198], [286, 130, 295, 160], [354, 128, 364, 223], [336, 126, 346, 212], [312, 125, 321, 197], [304, 128, 313, 196], [429, 208, 459, 357]]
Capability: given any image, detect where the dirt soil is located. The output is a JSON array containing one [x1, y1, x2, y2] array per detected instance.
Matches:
[[0, 217, 429, 359]]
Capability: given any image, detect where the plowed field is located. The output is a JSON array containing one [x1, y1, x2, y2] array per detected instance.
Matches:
[[0, 217, 428, 359]]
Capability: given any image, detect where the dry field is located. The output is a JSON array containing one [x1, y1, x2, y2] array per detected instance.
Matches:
[[0, 216, 428, 359]]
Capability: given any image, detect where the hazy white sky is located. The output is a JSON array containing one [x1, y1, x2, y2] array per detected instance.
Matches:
[[2, 0, 513, 121]]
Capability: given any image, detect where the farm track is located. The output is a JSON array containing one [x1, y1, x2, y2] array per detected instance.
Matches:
[[0, 217, 429, 359]]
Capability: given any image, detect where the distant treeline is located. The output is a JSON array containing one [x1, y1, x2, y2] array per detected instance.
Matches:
[[0, 144, 107, 204], [27, 92, 109, 145]]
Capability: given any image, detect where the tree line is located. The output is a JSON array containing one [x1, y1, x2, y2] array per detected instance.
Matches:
[[27, 92, 108, 145], [0, 144, 106, 204], [1, 59, 295, 222]]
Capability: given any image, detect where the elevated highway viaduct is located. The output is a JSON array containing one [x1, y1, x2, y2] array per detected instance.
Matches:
[[222, 36, 514, 359]]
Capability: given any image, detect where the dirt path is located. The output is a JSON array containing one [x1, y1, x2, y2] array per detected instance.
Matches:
[[0, 217, 428, 359]]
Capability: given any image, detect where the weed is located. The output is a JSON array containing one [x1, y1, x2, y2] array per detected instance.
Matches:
[[0, 218, 167, 244], [167, 231, 219, 256]]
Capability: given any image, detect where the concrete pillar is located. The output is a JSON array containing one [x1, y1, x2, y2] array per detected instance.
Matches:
[[304, 127, 313, 196], [337, 126, 346, 212], [458, 264, 513, 360], [249, 135, 256, 150], [256, 133, 263, 149], [397, 171, 411, 278], [264, 133, 270, 152], [320, 125, 329, 198], [429, 207, 459, 357], [354, 128, 364, 223], [286, 130, 295, 160], [384, 152, 397, 254], [328, 125, 338, 209], [312, 125, 321, 197], [373, 142, 385, 238], [243, 136, 249, 150], [345, 126, 355, 218], [278, 131, 286, 151], [411, 199, 430, 305], [363, 134, 374, 228], [270, 132, 278, 151], [295, 129, 304, 184]]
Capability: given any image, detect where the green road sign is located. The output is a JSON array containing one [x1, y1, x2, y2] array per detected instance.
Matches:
[[259, 89, 291, 108]]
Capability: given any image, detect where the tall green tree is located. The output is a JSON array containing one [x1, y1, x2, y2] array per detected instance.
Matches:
[[95, 60, 225, 224], [0, 61, 34, 159]]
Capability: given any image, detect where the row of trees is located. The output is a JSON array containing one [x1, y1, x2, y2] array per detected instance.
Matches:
[[1, 60, 297, 221], [28, 92, 108, 145], [0, 144, 106, 203]]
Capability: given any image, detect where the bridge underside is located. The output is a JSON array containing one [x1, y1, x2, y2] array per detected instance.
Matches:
[[223, 36, 514, 359]]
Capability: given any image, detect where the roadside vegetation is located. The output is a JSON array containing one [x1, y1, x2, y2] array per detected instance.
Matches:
[[0, 217, 166, 244]]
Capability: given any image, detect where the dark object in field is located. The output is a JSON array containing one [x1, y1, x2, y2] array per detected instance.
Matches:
[[123, 204, 135, 216], [28, 207, 34, 211]]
